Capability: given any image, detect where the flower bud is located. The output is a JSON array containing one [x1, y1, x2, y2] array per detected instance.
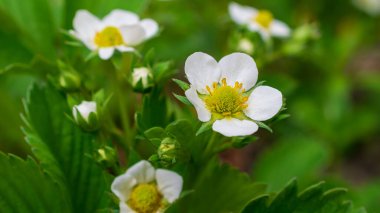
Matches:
[[157, 138, 181, 167], [94, 146, 117, 168], [237, 38, 254, 54], [132, 67, 154, 93], [59, 72, 81, 91], [72, 101, 100, 131]]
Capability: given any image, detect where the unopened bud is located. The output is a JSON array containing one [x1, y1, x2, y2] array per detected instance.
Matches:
[[59, 72, 81, 91], [94, 146, 117, 168], [237, 38, 254, 54], [72, 101, 99, 131], [132, 67, 154, 93], [157, 138, 180, 167]]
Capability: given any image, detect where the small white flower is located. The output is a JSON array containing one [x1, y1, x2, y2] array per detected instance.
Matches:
[[72, 101, 97, 123], [71, 9, 159, 60], [184, 52, 283, 137], [132, 67, 153, 89], [111, 160, 183, 213], [352, 0, 380, 16], [229, 2, 290, 40]]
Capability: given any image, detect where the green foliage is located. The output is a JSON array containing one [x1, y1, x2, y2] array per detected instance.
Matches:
[[168, 160, 267, 213], [22, 84, 110, 212], [136, 89, 173, 132], [242, 179, 366, 213], [253, 136, 330, 191], [0, 153, 71, 213]]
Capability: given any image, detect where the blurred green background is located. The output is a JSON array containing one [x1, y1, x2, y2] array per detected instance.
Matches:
[[0, 0, 379, 211]]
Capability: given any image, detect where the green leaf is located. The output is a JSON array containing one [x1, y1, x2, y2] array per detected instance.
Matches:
[[144, 127, 167, 140], [253, 136, 330, 191], [0, 0, 63, 59], [172, 78, 190, 91], [173, 93, 192, 105], [242, 179, 365, 213], [168, 160, 266, 213], [165, 120, 195, 145], [136, 89, 171, 132], [22, 84, 110, 212], [0, 152, 71, 212]]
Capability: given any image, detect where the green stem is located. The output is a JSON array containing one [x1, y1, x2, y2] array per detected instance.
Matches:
[[112, 54, 134, 150], [203, 132, 218, 159]]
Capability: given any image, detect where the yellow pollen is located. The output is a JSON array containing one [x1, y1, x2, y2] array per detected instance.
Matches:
[[94, 26, 124, 47], [254, 10, 274, 29], [204, 79, 249, 118], [127, 183, 162, 213]]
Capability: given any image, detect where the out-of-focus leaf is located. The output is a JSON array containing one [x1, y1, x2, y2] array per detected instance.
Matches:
[[22, 84, 110, 212], [0, 0, 64, 58], [242, 179, 365, 213], [253, 136, 330, 191], [0, 152, 71, 212]]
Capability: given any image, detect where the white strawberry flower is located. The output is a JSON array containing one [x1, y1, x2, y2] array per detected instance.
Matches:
[[229, 2, 290, 40], [71, 9, 159, 60], [184, 52, 283, 137], [353, 0, 380, 16], [111, 160, 183, 213]]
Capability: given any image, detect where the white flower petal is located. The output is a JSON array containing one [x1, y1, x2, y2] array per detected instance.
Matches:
[[219, 52, 258, 90], [258, 29, 271, 41], [270, 20, 291, 38], [120, 24, 146, 46], [111, 174, 137, 202], [125, 160, 155, 184], [73, 10, 100, 38], [119, 202, 136, 213], [185, 87, 211, 122], [247, 22, 260, 32], [98, 47, 115, 60], [212, 118, 258, 137], [140, 19, 159, 39], [116, 46, 135, 52], [229, 2, 257, 25], [184, 52, 221, 93], [102, 9, 139, 26], [244, 86, 283, 121], [156, 169, 183, 203]]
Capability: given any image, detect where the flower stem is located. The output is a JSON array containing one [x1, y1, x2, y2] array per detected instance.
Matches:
[[203, 132, 219, 159]]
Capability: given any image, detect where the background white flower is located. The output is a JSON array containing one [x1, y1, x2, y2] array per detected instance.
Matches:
[[229, 2, 290, 40], [71, 9, 159, 60], [184, 52, 283, 137], [111, 160, 183, 213], [72, 101, 97, 123], [352, 0, 380, 16]]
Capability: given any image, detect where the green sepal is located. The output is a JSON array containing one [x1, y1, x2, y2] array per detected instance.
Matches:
[[256, 121, 273, 133], [196, 121, 213, 136], [231, 135, 258, 148], [172, 78, 190, 91], [173, 93, 192, 105]]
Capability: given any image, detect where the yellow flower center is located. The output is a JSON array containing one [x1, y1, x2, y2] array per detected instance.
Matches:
[[204, 78, 248, 118], [128, 183, 163, 213], [254, 10, 273, 29], [94, 26, 124, 47]]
